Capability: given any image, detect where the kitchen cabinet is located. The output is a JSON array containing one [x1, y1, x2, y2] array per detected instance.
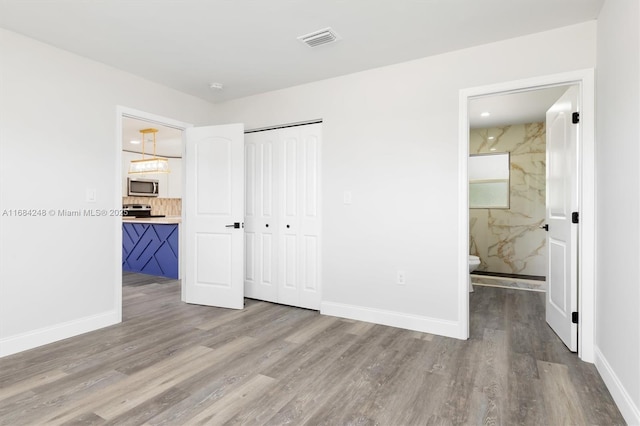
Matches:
[[244, 123, 321, 310], [122, 221, 179, 278]]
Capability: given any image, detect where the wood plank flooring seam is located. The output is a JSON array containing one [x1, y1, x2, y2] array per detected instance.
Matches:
[[0, 275, 625, 426]]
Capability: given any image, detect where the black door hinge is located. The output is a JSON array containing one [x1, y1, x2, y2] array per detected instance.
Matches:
[[572, 112, 580, 124], [572, 312, 579, 324], [572, 212, 579, 224]]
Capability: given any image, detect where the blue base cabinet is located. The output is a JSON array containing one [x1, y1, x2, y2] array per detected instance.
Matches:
[[122, 223, 179, 279]]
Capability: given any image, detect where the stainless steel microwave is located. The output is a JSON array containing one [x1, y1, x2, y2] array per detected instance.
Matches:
[[127, 178, 159, 197]]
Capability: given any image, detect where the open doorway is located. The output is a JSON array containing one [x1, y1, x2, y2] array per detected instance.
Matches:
[[458, 69, 596, 362], [467, 85, 580, 350], [115, 107, 192, 318], [121, 117, 183, 281], [468, 86, 568, 290]]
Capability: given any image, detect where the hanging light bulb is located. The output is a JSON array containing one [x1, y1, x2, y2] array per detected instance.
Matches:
[[128, 128, 170, 174]]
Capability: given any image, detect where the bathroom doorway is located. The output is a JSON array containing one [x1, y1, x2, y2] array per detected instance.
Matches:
[[458, 70, 596, 362], [468, 86, 569, 290], [467, 85, 575, 348]]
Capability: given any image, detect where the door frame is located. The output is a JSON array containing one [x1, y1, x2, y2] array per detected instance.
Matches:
[[115, 106, 192, 320], [457, 69, 595, 362]]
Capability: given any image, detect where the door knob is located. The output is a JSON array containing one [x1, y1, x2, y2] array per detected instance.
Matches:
[[225, 222, 241, 229], [539, 224, 549, 231]]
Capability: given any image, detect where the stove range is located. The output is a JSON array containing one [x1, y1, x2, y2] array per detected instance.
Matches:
[[122, 204, 165, 218]]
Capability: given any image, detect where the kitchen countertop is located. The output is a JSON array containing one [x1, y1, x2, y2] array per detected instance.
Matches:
[[122, 215, 182, 224]]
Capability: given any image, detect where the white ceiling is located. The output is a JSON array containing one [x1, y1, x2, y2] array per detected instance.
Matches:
[[123, 117, 183, 158], [0, 0, 603, 104], [469, 86, 571, 128]]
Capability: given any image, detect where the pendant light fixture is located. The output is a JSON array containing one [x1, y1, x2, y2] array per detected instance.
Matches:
[[128, 128, 170, 174]]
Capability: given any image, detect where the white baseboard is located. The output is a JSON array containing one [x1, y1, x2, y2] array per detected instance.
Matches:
[[594, 346, 640, 425], [320, 301, 461, 338], [0, 310, 120, 358]]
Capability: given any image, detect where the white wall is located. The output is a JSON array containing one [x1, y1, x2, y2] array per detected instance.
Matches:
[[594, 0, 640, 423], [216, 22, 597, 336], [0, 29, 218, 356]]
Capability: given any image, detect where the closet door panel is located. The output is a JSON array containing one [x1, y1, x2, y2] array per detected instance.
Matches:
[[277, 131, 299, 306], [304, 134, 319, 218], [261, 142, 274, 217], [258, 137, 278, 303], [300, 234, 319, 309], [298, 125, 322, 309], [283, 137, 298, 217], [260, 233, 274, 285], [244, 232, 255, 283], [278, 233, 299, 306], [245, 144, 256, 217], [244, 133, 278, 303]]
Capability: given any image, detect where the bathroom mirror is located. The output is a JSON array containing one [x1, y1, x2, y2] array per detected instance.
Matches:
[[469, 152, 510, 209]]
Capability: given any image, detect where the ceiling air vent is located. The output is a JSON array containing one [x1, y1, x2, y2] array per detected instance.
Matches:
[[298, 27, 341, 48]]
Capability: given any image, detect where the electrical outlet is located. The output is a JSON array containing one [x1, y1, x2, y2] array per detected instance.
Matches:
[[397, 270, 406, 285]]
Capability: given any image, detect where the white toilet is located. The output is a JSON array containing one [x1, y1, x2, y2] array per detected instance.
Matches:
[[468, 255, 481, 292]]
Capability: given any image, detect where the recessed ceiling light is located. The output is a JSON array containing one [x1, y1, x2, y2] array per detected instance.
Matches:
[[481, 112, 491, 117], [488, 136, 495, 140], [490, 148, 497, 151], [130, 140, 141, 145], [209, 82, 224, 90]]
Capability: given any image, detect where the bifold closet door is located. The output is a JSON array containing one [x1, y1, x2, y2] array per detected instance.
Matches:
[[244, 123, 321, 310], [244, 131, 278, 303], [277, 124, 321, 310]]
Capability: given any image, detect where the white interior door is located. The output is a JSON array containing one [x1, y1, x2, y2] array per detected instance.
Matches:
[[184, 123, 244, 309], [244, 131, 278, 303], [545, 86, 579, 351]]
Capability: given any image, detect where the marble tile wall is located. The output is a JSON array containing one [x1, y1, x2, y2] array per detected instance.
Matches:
[[469, 122, 546, 277], [122, 197, 182, 217]]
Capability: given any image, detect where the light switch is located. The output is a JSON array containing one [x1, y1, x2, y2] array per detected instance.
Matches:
[[343, 190, 352, 205], [86, 188, 97, 203]]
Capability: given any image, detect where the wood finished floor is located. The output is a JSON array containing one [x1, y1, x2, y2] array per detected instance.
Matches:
[[0, 274, 625, 425]]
